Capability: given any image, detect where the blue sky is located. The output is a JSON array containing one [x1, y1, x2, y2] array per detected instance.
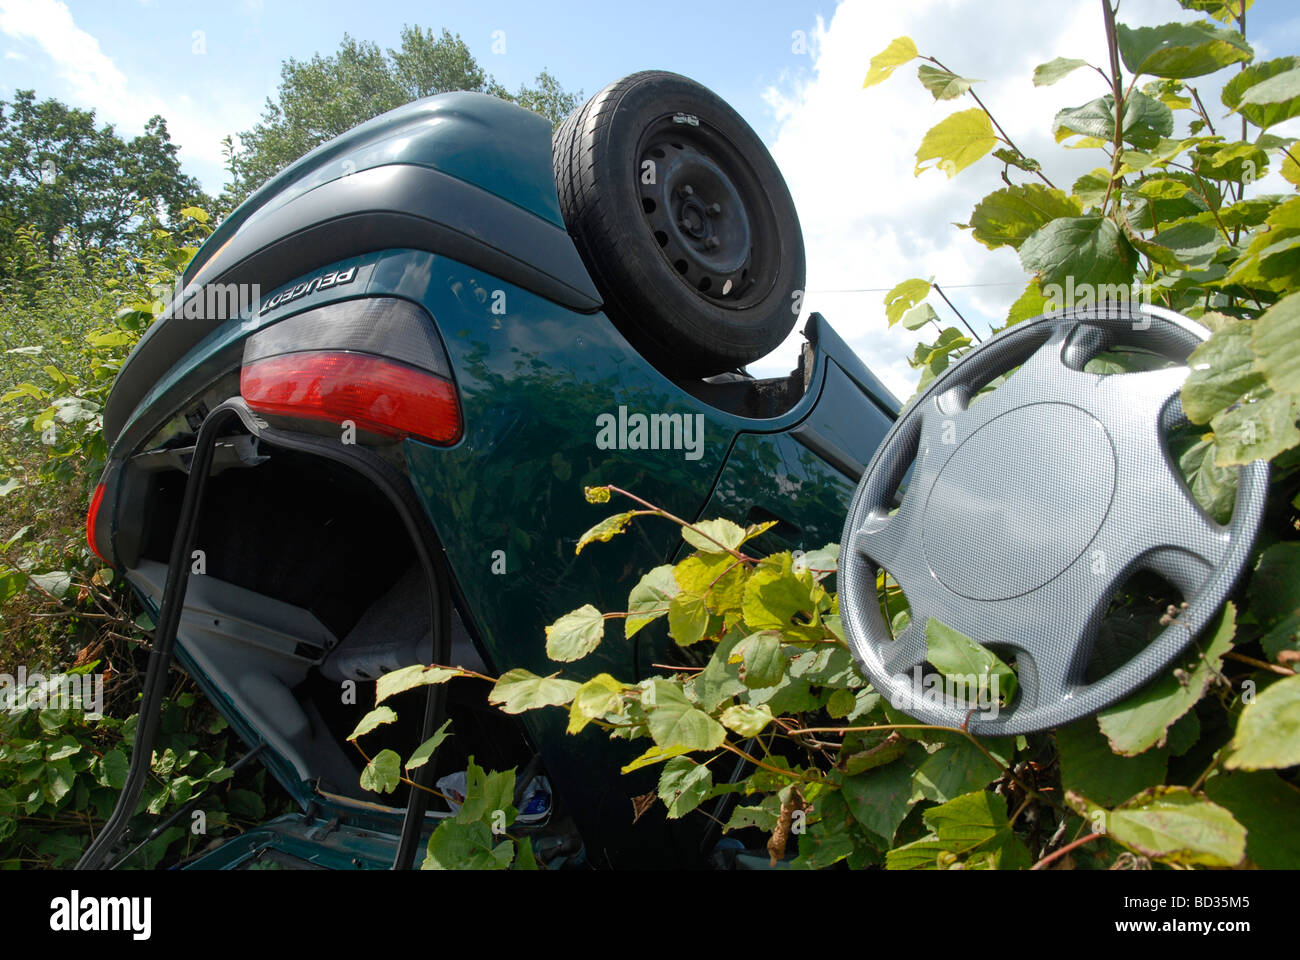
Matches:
[[2, 0, 1299, 393], [1, 0, 841, 190]]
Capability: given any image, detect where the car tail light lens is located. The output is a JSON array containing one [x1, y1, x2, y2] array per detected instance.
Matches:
[[86, 482, 108, 561], [240, 351, 461, 445]]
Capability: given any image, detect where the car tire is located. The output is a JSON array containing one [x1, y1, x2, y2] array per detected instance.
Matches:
[[553, 71, 805, 378]]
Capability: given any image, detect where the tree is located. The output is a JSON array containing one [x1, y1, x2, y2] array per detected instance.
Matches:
[[221, 26, 582, 209], [0, 91, 206, 270]]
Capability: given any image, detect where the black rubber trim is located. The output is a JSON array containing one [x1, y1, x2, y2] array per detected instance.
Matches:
[[105, 163, 602, 444]]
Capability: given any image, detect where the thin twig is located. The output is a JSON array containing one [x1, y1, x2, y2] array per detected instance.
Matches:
[[924, 55, 1056, 189], [1032, 832, 1103, 870], [932, 282, 982, 342]]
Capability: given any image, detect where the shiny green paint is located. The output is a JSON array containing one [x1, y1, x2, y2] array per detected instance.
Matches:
[[185, 93, 563, 288], [101, 83, 903, 863], [182, 814, 405, 870], [375, 249, 894, 862], [107, 244, 897, 865]]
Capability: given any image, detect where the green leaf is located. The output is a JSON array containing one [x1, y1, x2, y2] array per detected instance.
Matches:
[[916, 65, 979, 101], [681, 517, 746, 554], [1069, 786, 1245, 867], [1054, 93, 1174, 149], [910, 738, 1004, 804], [226, 788, 265, 820], [567, 673, 626, 735], [179, 205, 210, 223], [1006, 279, 1049, 325], [676, 552, 747, 614], [1136, 177, 1191, 200], [423, 819, 512, 870], [792, 790, 858, 869], [513, 837, 539, 870], [667, 590, 710, 646], [1252, 291, 1300, 398], [863, 36, 917, 88], [625, 564, 678, 638], [544, 603, 606, 662], [488, 668, 580, 714], [1127, 212, 1224, 269], [44, 735, 80, 762], [719, 702, 773, 737], [839, 743, 926, 845], [1097, 603, 1235, 755], [900, 302, 939, 331], [1033, 57, 1089, 86], [621, 743, 693, 774], [968, 184, 1082, 251], [1178, 0, 1254, 25], [838, 729, 907, 776], [657, 757, 712, 819], [794, 544, 839, 578], [42, 758, 74, 805], [1225, 673, 1300, 770], [1222, 56, 1300, 129], [825, 687, 857, 719], [1249, 543, 1300, 661], [1235, 66, 1300, 113], [642, 679, 726, 751], [742, 555, 820, 636], [1173, 432, 1237, 524], [690, 632, 747, 713], [991, 147, 1041, 173], [29, 571, 71, 599], [733, 631, 789, 689], [456, 757, 516, 825], [1183, 323, 1266, 424], [1209, 387, 1300, 465], [97, 749, 127, 790], [375, 664, 463, 704], [888, 790, 1029, 870], [1057, 720, 1167, 807], [583, 485, 610, 503], [724, 802, 777, 833], [1117, 21, 1252, 79], [1019, 215, 1137, 288], [359, 749, 402, 794], [909, 326, 972, 375], [0, 381, 47, 404], [1224, 196, 1300, 293], [884, 278, 932, 326], [1203, 770, 1300, 868], [406, 718, 452, 771], [914, 108, 997, 178], [1191, 141, 1268, 183], [575, 511, 635, 555], [924, 617, 1017, 705], [347, 706, 397, 741]]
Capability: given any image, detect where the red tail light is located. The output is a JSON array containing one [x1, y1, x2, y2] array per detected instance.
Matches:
[[240, 351, 462, 445], [86, 482, 107, 562]]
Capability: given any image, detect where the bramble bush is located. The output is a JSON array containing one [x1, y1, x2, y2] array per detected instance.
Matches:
[[0, 208, 281, 867], [359, 0, 1300, 870]]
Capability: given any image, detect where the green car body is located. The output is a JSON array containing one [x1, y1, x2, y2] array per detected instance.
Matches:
[[93, 91, 899, 868]]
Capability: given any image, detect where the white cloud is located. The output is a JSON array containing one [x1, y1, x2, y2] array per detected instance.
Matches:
[[751, 0, 1252, 399], [0, 0, 243, 192]]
